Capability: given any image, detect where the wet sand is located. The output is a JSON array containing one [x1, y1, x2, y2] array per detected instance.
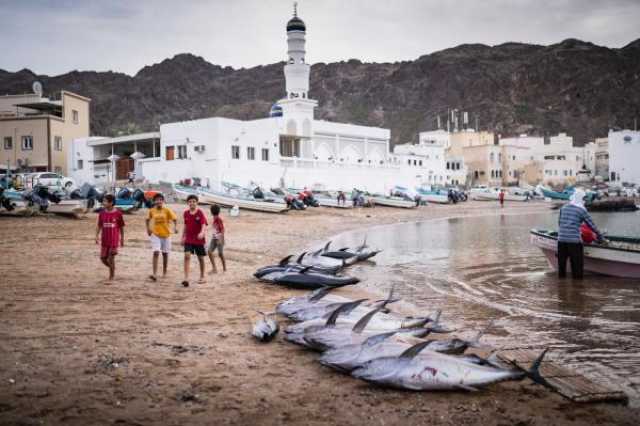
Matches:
[[0, 201, 637, 425]]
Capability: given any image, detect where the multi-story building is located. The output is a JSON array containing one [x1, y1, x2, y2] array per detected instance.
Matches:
[[0, 90, 90, 175], [609, 129, 640, 185]]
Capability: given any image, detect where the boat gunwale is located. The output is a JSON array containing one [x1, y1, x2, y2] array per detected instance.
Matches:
[[530, 228, 640, 254]]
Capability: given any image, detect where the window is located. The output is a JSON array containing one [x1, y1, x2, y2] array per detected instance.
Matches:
[[247, 147, 255, 160], [231, 145, 240, 159], [279, 136, 300, 157], [166, 146, 175, 160], [491, 170, 495, 178], [446, 162, 450, 170], [21, 136, 33, 150], [3, 136, 12, 150], [72, 110, 79, 124], [419, 160, 423, 166], [512, 155, 516, 161], [490, 153, 495, 162], [563, 170, 568, 176], [413, 160, 417, 166], [77, 159, 83, 170], [177, 145, 187, 159], [54, 136, 62, 151], [261, 148, 269, 161], [407, 159, 411, 166], [554, 170, 558, 176]]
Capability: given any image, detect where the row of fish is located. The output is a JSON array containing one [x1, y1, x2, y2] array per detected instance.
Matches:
[[254, 286, 549, 391], [253, 239, 380, 289]]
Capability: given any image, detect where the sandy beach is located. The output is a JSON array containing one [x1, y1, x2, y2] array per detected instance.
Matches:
[[0, 201, 637, 425]]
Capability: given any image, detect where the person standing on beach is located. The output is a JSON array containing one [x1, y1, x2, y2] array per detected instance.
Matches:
[[182, 195, 207, 287], [207, 204, 227, 274], [557, 188, 603, 279], [95, 194, 125, 283], [499, 189, 505, 208], [146, 193, 177, 282]]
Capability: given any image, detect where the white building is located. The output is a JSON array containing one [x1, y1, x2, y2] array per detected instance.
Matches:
[[608, 129, 640, 185], [71, 7, 442, 194], [393, 136, 447, 186]]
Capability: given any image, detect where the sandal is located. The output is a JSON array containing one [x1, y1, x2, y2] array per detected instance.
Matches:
[[181, 280, 189, 287], [149, 275, 157, 282]]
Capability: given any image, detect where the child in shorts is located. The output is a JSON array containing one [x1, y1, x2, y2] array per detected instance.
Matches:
[[146, 193, 177, 281], [181, 194, 207, 287], [95, 194, 125, 283], [207, 204, 227, 273]]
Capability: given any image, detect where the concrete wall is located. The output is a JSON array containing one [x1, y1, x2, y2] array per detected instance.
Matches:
[[0, 117, 48, 170]]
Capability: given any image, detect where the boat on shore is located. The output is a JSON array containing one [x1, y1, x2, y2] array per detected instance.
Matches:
[[416, 187, 450, 204], [530, 229, 640, 278], [314, 192, 353, 209], [370, 195, 417, 209], [173, 185, 208, 203], [537, 185, 574, 201], [47, 199, 89, 217], [197, 187, 289, 213], [470, 186, 529, 202]]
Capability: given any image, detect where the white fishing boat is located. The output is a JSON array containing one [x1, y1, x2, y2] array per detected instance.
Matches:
[[370, 195, 417, 209], [470, 186, 528, 202], [530, 229, 640, 278], [313, 192, 353, 209], [47, 199, 89, 217], [196, 188, 289, 213], [173, 185, 209, 203]]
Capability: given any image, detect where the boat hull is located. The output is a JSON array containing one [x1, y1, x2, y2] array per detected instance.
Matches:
[[417, 192, 449, 204], [47, 200, 88, 217], [0, 200, 32, 216], [197, 189, 288, 213], [371, 197, 416, 209], [530, 230, 640, 278]]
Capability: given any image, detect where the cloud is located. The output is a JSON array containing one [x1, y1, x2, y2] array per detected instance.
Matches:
[[0, 0, 638, 76]]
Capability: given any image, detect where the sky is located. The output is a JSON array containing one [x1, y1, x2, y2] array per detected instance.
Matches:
[[1, 0, 639, 76]]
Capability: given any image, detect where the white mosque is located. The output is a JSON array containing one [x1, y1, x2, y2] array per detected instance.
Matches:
[[71, 6, 448, 192]]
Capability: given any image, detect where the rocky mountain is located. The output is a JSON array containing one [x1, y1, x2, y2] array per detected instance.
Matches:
[[2, 39, 639, 146]]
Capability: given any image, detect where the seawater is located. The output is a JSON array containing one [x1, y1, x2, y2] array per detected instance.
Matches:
[[330, 210, 640, 405]]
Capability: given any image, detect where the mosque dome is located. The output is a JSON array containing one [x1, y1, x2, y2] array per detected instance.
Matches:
[[287, 16, 306, 32], [269, 103, 283, 118]]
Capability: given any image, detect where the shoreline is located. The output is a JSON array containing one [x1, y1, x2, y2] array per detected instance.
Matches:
[[1, 201, 638, 425]]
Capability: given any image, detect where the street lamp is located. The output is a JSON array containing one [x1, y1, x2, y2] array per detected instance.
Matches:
[[130, 151, 145, 186]]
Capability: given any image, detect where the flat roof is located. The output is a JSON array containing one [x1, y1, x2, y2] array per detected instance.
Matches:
[[88, 131, 160, 147], [15, 101, 63, 114]]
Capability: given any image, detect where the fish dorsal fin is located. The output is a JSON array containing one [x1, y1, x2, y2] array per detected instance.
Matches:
[[308, 287, 331, 302], [325, 299, 367, 327], [323, 241, 331, 252], [312, 247, 323, 256], [295, 252, 307, 264], [399, 340, 433, 359], [339, 247, 349, 252], [357, 236, 368, 252], [299, 266, 312, 274], [278, 254, 293, 266], [352, 308, 383, 334], [363, 331, 397, 347]]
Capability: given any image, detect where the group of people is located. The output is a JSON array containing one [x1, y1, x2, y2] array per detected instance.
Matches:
[[95, 193, 226, 286]]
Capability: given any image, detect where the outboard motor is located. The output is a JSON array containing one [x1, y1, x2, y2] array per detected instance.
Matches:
[[131, 189, 148, 208], [0, 188, 15, 211], [253, 187, 264, 199], [117, 187, 131, 199]]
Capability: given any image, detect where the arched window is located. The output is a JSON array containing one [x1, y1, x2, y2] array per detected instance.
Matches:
[[490, 153, 495, 162]]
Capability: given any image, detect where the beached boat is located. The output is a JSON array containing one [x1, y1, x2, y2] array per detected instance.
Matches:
[[0, 195, 32, 216], [537, 185, 574, 201], [530, 229, 640, 278], [370, 195, 417, 209], [47, 199, 89, 217], [416, 187, 449, 204], [470, 187, 528, 202], [196, 187, 289, 213], [173, 185, 207, 203], [313, 192, 353, 209]]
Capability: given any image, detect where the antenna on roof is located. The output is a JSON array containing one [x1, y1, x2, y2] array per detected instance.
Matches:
[[32, 81, 43, 97], [293, 1, 298, 17]]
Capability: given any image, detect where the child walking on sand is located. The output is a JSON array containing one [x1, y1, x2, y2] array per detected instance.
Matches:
[[207, 204, 227, 273], [95, 194, 125, 283], [182, 195, 207, 287], [146, 193, 177, 281]]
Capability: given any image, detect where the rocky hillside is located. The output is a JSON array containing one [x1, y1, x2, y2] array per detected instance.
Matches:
[[2, 38, 639, 146]]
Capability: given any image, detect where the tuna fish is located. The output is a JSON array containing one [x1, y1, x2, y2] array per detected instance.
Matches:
[[275, 287, 351, 317], [351, 341, 547, 391], [251, 312, 279, 342]]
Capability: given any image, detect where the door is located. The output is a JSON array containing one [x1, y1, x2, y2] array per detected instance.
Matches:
[[116, 158, 134, 180], [166, 146, 175, 161]]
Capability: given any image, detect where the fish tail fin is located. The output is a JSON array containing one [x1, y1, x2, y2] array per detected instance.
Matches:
[[308, 286, 331, 302], [523, 348, 552, 388]]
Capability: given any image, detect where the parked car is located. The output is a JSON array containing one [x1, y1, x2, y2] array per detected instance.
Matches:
[[30, 172, 75, 190]]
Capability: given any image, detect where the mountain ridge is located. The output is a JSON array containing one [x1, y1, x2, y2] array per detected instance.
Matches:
[[1, 38, 639, 146]]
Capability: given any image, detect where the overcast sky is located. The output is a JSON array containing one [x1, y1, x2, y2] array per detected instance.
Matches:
[[2, 0, 639, 76]]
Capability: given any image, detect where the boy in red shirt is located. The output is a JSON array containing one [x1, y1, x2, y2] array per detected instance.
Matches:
[[95, 194, 125, 283], [207, 204, 227, 273], [182, 195, 207, 287]]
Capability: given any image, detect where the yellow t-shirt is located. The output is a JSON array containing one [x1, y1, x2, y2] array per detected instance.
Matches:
[[147, 206, 177, 238]]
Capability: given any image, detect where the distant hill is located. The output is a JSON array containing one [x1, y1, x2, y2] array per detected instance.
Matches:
[[2, 38, 639, 146]]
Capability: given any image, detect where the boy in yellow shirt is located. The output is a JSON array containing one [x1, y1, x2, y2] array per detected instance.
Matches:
[[146, 193, 178, 281]]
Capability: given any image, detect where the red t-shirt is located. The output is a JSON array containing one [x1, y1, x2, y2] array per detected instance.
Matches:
[[183, 208, 207, 245], [212, 216, 225, 238], [98, 209, 125, 248]]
